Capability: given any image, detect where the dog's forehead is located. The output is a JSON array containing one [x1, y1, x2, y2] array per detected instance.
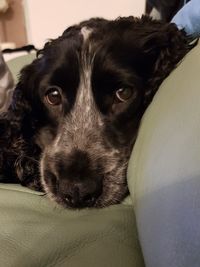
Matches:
[[79, 22, 116, 51], [77, 21, 136, 64], [80, 26, 93, 42]]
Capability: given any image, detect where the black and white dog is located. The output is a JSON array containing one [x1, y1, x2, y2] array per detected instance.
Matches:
[[0, 16, 194, 208]]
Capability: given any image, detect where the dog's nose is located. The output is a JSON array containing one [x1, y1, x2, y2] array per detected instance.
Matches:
[[52, 149, 103, 207], [65, 189, 95, 207], [64, 183, 101, 208]]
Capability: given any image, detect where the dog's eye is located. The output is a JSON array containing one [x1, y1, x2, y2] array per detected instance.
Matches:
[[115, 88, 134, 102], [45, 86, 62, 106]]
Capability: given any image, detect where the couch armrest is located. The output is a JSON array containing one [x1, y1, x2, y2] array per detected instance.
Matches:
[[128, 42, 200, 267]]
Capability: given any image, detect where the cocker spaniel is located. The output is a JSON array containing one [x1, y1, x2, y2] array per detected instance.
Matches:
[[0, 16, 195, 208]]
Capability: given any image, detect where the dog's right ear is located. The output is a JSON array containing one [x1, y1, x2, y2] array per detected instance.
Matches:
[[112, 16, 196, 106], [134, 16, 196, 105]]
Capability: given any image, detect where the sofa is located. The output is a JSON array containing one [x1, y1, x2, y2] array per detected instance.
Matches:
[[0, 41, 199, 267], [128, 41, 200, 267]]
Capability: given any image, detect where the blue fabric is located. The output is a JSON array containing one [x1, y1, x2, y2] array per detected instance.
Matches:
[[172, 0, 200, 38]]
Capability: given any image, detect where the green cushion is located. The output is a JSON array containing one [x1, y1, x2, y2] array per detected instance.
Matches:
[[0, 184, 144, 267], [128, 42, 200, 267]]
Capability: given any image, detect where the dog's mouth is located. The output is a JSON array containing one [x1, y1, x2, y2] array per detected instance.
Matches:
[[57, 182, 103, 209], [41, 169, 105, 209], [41, 167, 129, 209], [56, 192, 102, 209]]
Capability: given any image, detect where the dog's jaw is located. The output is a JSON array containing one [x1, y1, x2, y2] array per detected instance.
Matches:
[[40, 145, 130, 209]]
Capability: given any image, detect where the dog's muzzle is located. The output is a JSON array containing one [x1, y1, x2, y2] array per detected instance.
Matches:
[[43, 149, 103, 208]]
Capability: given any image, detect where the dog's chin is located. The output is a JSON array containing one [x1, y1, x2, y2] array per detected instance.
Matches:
[[42, 183, 129, 209], [50, 194, 128, 209]]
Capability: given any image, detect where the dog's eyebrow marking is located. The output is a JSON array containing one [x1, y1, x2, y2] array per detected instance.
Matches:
[[75, 67, 93, 115], [81, 27, 92, 42]]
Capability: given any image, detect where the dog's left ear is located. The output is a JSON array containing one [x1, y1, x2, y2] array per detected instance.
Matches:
[[137, 17, 196, 105]]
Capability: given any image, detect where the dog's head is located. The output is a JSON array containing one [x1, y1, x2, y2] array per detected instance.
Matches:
[[11, 16, 193, 208]]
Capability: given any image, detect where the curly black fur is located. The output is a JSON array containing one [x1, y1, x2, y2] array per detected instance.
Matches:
[[0, 16, 196, 208]]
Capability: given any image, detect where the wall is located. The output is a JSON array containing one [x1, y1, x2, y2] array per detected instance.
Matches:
[[24, 0, 145, 48]]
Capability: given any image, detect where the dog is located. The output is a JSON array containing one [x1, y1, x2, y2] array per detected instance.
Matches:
[[0, 16, 195, 209]]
